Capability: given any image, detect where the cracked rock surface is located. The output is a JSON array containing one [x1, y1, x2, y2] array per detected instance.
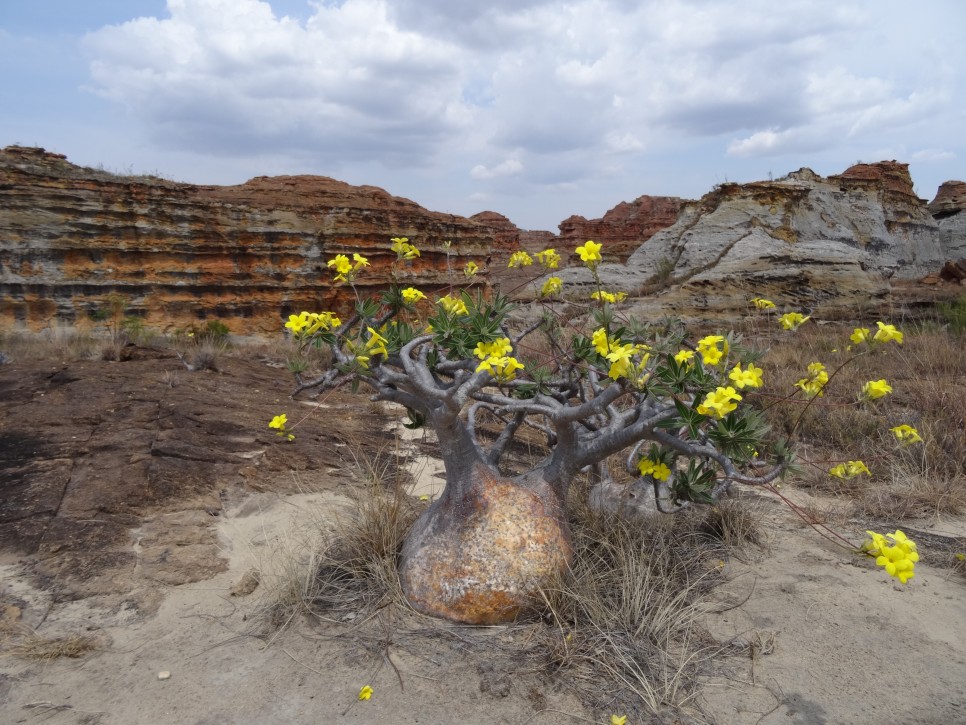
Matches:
[[0, 347, 388, 606]]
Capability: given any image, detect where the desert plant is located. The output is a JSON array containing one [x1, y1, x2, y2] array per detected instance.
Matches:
[[272, 240, 917, 624]]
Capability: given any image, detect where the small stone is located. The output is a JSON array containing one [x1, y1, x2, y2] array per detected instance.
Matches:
[[158, 671, 171, 680]]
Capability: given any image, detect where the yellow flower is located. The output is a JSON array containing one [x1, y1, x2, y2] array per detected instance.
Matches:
[[358, 685, 374, 701], [476, 355, 525, 382], [437, 294, 469, 316], [751, 297, 776, 310], [591, 327, 611, 356], [591, 290, 627, 304], [674, 349, 695, 365], [795, 362, 828, 398], [327, 254, 353, 282], [779, 312, 810, 330], [850, 327, 870, 345], [605, 343, 635, 380], [872, 321, 903, 344], [365, 327, 389, 357], [575, 240, 603, 267], [535, 248, 561, 269], [268, 414, 287, 430], [285, 313, 308, 333], [890, 424, 922, 445], [508, 250, 534, 268], [352, 252, 369, 269], [611, 715, 628, 725], [401, 287, 427, 304], [697, 386, 742, 419], [540, 276, 563, 297], [696, 335, 728, 366], [390, 237, 420, 260], [860, 379, 892, 401], [474, 337, 514, 360], [464, 260, 480, 277], [829, 460, 871, 479], [306, 311, 341, 334], [862, 530, 918, 584], [728, 363, 764, 389]]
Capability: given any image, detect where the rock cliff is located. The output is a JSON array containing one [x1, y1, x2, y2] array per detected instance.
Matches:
[[556, 195, 685, 263], [0, 146, 492, 334], [929, 180, 966, 269], [559, 161, 961, 318]]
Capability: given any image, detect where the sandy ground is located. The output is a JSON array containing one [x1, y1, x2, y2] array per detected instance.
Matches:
[[1, 350, 964, 724], [2, 481, 964, 725]]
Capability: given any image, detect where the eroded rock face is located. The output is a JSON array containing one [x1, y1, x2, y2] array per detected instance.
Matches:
[[0, 146, 491, 334], [560, 162, 956, 317], [557, 195, 686, 263], [929, 180, 966, 262]]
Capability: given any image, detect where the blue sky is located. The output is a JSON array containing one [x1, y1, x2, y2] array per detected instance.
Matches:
[[1, 0, 963, 231]]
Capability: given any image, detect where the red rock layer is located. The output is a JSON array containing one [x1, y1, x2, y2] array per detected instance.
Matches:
[[928, 180, 966, 217], [0, 147, 492, 335], [556, 195, 685, 262]]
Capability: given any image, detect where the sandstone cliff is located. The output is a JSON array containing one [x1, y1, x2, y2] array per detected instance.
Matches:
[[0, 146, 492, 335], [558, 161, 960, 318], [556, 195, 685, 263], [929, 180, 966, 275]]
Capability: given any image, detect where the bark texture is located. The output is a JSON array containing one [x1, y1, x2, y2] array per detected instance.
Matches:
[[399, 463, 571, 624]]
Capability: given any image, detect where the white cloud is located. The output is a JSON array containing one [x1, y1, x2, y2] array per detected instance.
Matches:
[[62, 0, 966, 227], [83, 0, 471, 165], [912, 148, 956, 162], [471, 158, 523, 180]]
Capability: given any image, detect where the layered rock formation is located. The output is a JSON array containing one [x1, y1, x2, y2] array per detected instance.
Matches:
[[929, 180, 966, 270], [0, 146, 492, 335], [556, 195, 685, 263], [470, 197, 684, 293], [560, 162, 961, 318], [469, 211, 555, 252], [3, 147, 961, 334]]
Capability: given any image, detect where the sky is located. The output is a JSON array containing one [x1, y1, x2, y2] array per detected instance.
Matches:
[[1, 0, 963, 231]]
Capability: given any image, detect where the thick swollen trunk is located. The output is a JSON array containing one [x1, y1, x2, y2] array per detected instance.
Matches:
[[399, 417, 572, 624]]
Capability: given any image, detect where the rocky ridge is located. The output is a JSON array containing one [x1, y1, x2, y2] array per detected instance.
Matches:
[[0, 146, 491, 335], [2, 147, 963, 334], [557, 161, 964, 318]]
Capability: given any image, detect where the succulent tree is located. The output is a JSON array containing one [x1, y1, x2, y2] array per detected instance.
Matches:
[[282, 240, 790, 624]]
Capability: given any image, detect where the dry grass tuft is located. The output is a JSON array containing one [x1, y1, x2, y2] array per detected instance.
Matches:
[[0, 328, 102, 362], [253, 443, 421, 632], [757, 324, 966, 520], [526, 497, 758, 717], [306, 484, 421, 615], [3, 629, 100, 662]]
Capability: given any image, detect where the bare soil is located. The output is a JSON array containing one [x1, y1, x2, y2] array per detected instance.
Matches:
[[1, 347, 964, 724]]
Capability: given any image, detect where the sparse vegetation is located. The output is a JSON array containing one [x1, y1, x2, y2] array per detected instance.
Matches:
[[253, 441, 762, 720], [2, 628, 100, 662], [758, 323, 965, 519], [938, 291, 966, 335]]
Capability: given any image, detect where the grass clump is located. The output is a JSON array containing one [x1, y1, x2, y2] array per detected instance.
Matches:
[[528, 499, 758, 718], [2, 629, 100, 662]]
